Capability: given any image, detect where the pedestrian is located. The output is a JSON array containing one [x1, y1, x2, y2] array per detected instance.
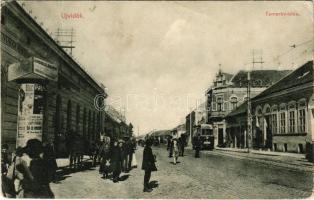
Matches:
[[166, 136, 171, 151], [179, 135, 186, 156], [141, 139, 157, 193], [126, 138, 135, 171], [110, 140, 122, 183], [2, 146, 32, 198], [11, 147, 33, 198], [168, 136, 173, 158], [23, 139, 54, 198], [43, 139, 58, 183], [119, 140, 128, 172], [67, 129, 75, 169], [99, 138, 111, 179], [195, 134, 201, 158], [173, 139, 179, 164], [1, 144, 11, 197]]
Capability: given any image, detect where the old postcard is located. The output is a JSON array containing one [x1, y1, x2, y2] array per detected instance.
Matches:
[[1, 0, 313, 199]]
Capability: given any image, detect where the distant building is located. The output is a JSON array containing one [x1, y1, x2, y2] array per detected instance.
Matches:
[[185, 111, 195, 144], [206, 68, 291, 147], [171, 124, 186, 138], [104, 105, 132, 139]]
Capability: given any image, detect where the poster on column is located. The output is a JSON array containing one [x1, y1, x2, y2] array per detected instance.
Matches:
[[17, 83, 45, 147]]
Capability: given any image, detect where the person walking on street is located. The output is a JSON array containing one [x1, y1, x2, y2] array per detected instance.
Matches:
[[120, 140, 128, 172], [141, 139, 157, 193], [23, 139, 54, 198], [2, 146, 33, 198], [194, 134, 201, 158], [127, 138, 135, 171], [111, 141, 122, 183], [179, 135, 186, 156], [173, 139, 179, 164], [168, 136, 173, 158], [99, 137, 111, 179], [43, 139, 58, 183]]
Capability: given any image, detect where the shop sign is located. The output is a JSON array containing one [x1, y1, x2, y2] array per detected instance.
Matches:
[[8, 57, 58, 82], [16, 83, 45, 147], [33, 57, 58, 81], [8, 59, 32, 81]]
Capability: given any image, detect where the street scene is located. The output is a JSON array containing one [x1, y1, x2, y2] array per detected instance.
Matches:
[[50, 147, 313, 199], [1, 0, 314, 199]]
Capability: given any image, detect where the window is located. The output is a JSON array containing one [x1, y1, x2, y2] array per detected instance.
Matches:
[[280, 112, 286, 133], [271, 113, 277, 134], [288, 111, 295, 133], [217, 96, 223, 111], [298, 109, 306, 132], [230, 97, 238, 110], [212, 96, 217, 111], [298, 100, 307, 133]]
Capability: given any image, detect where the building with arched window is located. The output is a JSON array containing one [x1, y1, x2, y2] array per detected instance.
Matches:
[[206, 68, 291, 147], [252, 61, 313, 156]]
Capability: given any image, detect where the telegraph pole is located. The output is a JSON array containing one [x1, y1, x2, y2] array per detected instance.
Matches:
[[247, 50, 264, 152], [55, 28, 76, 55]]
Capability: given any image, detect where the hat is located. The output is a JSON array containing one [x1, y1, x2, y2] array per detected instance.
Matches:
[[24, 139, 43, 158]]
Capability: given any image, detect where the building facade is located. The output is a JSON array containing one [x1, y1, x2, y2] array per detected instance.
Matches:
[[1, 1, 107, 154], [206, 69, 291, 147], [252, 61, 314, 154], [104, 105, 133, 140], [185, 111, 195, 144]]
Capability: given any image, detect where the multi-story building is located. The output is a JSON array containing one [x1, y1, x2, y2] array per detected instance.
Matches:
[[1, 1, 107, 155], [206, 69, 291, 147]]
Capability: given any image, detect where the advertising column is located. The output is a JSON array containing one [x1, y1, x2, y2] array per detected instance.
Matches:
[[17, 83, 45, 147], [8, 57, 58, 148]]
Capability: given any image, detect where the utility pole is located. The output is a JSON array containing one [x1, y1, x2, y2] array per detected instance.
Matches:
[[54, 28, 75, 55], [247, 50, 264, 152]]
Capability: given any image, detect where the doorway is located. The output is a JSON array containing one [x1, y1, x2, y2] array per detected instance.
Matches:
[[218, 128, 224, 147]]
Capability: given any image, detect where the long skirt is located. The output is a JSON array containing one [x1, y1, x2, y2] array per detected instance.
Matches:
[[131, 153, 137, 167]]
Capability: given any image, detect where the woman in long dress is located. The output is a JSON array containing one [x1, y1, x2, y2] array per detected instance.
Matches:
[[110, 141, 122, 183], [173, 139, 179, 164]]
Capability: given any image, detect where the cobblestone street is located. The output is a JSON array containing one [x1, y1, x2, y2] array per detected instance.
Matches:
[[50, 147, 313, 199]]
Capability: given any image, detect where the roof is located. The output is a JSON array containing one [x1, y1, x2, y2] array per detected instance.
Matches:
[[223, 73, 234, 81], [105, 105, 125, 124], [226, 102, 247, 118], [253, 61, 313, 100], [7, 1, 106, 94], [151, 130, 172, 137], [230, 69, 291, 88], [172, 124, 186, 132]]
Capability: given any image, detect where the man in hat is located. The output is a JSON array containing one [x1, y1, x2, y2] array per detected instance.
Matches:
[[142, 139, 157, 192], [194, 134, 202, 158]]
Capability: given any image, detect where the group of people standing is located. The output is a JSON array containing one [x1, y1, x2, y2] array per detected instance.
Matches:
[[98, 137, 137, 183], [167, 134, 186, 164], [1, 139, 56, 198]]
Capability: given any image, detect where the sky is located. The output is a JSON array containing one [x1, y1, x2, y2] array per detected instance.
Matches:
[[20, 1, 313, 135]]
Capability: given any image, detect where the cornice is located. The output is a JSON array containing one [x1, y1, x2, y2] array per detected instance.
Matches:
[[5, 2, 105, 94], [252, 82, 313, 104]]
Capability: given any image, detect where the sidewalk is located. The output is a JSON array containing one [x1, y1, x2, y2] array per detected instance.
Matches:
[[186, 146, 314, 172], [215, 147, 304, 158]]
